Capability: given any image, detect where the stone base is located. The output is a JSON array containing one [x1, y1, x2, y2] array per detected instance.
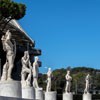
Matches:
[[0, 96, 37, 100], [0, 81, 21, 98], [63, 93, 73, 100], [83, 93, 92, 100], [22, 86, 35, 99], [35, 88, 44, 100], [45, 91, 57, 100]]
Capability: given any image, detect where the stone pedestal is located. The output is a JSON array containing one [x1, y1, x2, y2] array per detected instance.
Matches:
[[45, 91, 57, 100], [22, 86, 35, 99], [83, 93, 92, 100], [63, 93, 73, 100], [0, 81, 21, 98], [35, 88, 44, 100]]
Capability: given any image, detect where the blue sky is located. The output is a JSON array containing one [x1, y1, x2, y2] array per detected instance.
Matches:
[[15, 0, 100, 73]]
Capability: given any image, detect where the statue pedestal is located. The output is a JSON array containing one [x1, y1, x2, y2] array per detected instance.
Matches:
[[45, 91, 57, 100], [0, 81, 21, 98], [63, 93, 73, 100], [83, 93, 92, 100], [35, 88, 44, 100], [22, 86, 35, 99]]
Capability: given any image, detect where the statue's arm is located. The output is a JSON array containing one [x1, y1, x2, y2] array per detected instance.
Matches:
[[29, 61, 32, 70], [21, 57, 27, 64]]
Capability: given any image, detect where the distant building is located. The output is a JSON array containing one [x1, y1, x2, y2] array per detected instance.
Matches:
[[0, 20, 41, 80]]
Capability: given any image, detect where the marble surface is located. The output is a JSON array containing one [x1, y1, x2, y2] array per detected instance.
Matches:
[[22, 86, 35, 99], [83, 93, 92, 100], [45, 91, 57, 100], [63, 93, 73, 100], [0, 81, 21, 98]]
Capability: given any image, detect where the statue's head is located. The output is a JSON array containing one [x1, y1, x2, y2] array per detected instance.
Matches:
[[35, 56, 39, 61], [48, 68, 51, 71], [24, 51, 29, 58], [67, 70, 70, 75], [87, 74, 90, 77]]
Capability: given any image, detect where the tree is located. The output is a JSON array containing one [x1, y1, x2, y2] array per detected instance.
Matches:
[[0, 0, 26, 30]]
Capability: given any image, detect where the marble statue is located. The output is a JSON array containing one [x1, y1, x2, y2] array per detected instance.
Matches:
[[84, 74, 90, 94], [65, 70, 72, 93], [21, 51, 32, 87], [32, 56, 39, 89], [46, 68, 52, 92], [1, 30, 16, 81]]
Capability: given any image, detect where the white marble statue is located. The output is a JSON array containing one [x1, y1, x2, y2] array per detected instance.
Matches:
[[65, 70, 72, 93], [46, 68, 52, 92], [32, 56, 39, 89], [1, 30, 16, 81], [21, 51, 32, 87], [84, 74, 91, 94]]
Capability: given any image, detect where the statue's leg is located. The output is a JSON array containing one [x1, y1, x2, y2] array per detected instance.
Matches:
[[65, 82, 68, 92], [65, 83, 67, 92], [33, 78, 35, 88], [84, 86, 87, 93], [35, 78, 39, 88], [68, 84, 70, 92], [7, 55, 14, 80], [26, 69, 31, 81], [87, 84, 89, 93], [33, 78, 39, 88], [84, 83, 88, 93], [26, 69, 31, 86], [86, 84, 88, 93], [48, 83, 51, 91], [48, 80, 51, 91], [1, 62, 8, 81], [21, 70, 26, 81], [21, 70, 27, 87], [46, 81, 49, 92]]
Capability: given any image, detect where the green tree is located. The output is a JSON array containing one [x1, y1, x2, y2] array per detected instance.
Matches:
[[0, 0, 26, 30]]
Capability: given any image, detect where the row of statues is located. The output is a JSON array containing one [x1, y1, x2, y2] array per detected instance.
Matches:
[[46, 68, 91, 94], [1, 30, 40, 89], [1, 30, 91, 94], [21, 51, 40, 88], [65, 71, 91, 94]]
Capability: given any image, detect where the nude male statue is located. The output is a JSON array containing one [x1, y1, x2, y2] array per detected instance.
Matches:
[[1, 30, 16, 81], [32, 56, 39, 89], [21, 51, 32, 87], [46, 68, 52, 92], [84, 74, 91, 94], [65, 70, 72, 93]]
